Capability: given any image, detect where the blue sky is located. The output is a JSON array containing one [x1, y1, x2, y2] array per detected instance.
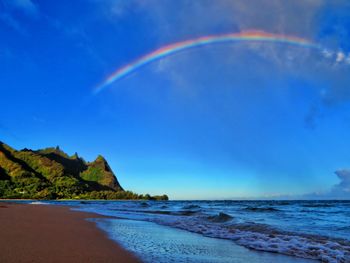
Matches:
[[1, 0, 350, 199]]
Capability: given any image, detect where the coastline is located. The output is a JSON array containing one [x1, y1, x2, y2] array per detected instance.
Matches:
[[0, 202, 140, 263], [0, 201, 340, 262]]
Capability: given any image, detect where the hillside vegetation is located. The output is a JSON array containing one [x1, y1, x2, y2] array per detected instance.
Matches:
[[0, 142, 168, 200]]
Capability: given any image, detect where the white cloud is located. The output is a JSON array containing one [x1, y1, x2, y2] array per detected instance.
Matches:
[[259, 169, 350, 200], [322, 49, 333, 58], [346, 53, 350, 64], [299, 170, 350, 199], [320, 49, 350, 65], [333, 169, 350, 194], [336, 51, 345, 63]]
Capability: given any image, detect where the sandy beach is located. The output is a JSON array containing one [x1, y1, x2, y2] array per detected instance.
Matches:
[[0, 203, 140, 263]]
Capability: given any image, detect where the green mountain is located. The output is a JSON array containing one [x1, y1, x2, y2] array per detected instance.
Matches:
[[0, 141, 168, 200]]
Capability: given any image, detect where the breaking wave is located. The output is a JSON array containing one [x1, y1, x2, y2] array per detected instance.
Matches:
[[156, 218, 350, 262], [66, 200, 350, 262], [207, 212, 233, 223]]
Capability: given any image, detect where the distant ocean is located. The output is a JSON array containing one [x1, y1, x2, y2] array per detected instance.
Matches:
[[30, 200, 350, 262]]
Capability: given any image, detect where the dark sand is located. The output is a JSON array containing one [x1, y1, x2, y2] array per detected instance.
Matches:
[[0, 203, 140, 263]]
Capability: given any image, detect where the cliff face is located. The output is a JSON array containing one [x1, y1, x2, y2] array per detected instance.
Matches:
[[0, 142, 124, 199], [81, 155, 123, 191]]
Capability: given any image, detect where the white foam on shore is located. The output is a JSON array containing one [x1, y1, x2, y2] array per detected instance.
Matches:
[[157, 217, 350, 263], [70, 201, 350, 263], [30, 201, 48, 205], [95, 218, 316, 263]]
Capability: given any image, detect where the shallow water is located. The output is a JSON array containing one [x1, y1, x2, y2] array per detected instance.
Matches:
[[26, 200, 350, 262], [94, 218, 316, 263]]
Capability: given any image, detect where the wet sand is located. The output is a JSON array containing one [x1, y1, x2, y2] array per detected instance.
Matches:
[[0, 203, 140, 263]]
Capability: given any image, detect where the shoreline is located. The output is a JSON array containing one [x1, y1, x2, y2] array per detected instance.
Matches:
[[0, 202, 140, 263], [0, 201, 328, 262]]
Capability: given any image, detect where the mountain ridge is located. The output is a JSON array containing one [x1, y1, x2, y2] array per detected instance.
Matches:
[[0, 141, 168, 200]]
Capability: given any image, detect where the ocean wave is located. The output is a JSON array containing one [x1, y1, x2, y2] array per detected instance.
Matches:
[[301, 203, 334, 208], [206, 212, 233, 223], [140, 202, 150, 207], [72, 201, 350, 262], [242, 207, 281, 212], [178, 210, 199, 216], [182, 204, 201, 210], [108, 207, 199, 217], [158, 219, 350, 263], [234, 232, 350, 262], [274, 201, 292, 206], [79, 201, 92, 204]]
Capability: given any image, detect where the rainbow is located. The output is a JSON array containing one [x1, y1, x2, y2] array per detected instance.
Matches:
[[94, 31, 321, 94]]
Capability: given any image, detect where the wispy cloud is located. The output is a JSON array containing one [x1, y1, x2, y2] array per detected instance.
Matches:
[[2, 0, 39, 18], [303, 103, 323, 129], [0, 0, 39, 34], [0, 13, 26, 34]]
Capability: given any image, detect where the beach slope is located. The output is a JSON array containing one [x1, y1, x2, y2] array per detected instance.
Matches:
[[0, 203, 140, 263]]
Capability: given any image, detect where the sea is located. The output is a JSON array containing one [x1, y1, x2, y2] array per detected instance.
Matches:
[[30, 200, 350, 263]]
